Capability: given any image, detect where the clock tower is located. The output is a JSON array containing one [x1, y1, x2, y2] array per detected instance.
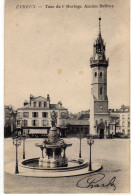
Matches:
[[90, 18, 110, 138]]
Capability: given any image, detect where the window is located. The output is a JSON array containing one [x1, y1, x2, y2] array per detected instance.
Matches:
[[32, 112, 38, 117], [42, 120, 48, 126], [122, 115, 125, 119], [61, 112, 67, 118], [122, 122, 125, 127], [22, 120, 28, 127], [100, 87, 103, 95], [128, 122, 130, 127], [17, 120, 21, 126], [42, 112, 48, 118], [34, 102, 36, 107], [17, 112, 21, 117], [32, 120, 38, 126], [44, 102, 47, 107], [39, 102, 42, 108], [100, 72, 102, 78], [95, 72, 97, 77], [23, 112, 29, 118]]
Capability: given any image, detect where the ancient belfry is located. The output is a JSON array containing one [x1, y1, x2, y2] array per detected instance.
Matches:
[[90, 18, 110, 138]]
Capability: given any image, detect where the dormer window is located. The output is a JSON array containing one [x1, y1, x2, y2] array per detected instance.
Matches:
[[44, 102, 47, 107], [100, 72, 103, 78], [39, 102, 41, 108], [95, 72, 97, 77]]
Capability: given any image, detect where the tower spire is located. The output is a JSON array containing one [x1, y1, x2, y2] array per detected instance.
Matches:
[[90, 17, 108, 64], [99, 17, 101, 35]]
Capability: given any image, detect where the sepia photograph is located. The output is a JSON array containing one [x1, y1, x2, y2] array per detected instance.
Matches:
[[4, 0, 130, 193]]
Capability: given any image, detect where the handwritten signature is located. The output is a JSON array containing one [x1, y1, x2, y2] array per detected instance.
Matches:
[[76, 173, 116, 190]]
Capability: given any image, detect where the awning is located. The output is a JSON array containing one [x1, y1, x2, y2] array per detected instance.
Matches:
[[26, 129, 48, 134]]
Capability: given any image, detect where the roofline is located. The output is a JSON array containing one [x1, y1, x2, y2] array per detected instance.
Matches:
[[17, 108, 67, 111]]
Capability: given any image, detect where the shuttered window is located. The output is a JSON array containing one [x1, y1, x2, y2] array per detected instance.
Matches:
[[42, 112, 48, 118], [32, 120, 39, 126], [42, 120, 48, 126], [32, 112, 38, 117], [23, 112, 29, 118]]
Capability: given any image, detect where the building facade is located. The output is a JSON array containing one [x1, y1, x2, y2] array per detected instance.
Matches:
[[109, 105, 130, 137], [66, 111, 90, 136], [4, 106, 16, 137], [66, 119, 89, 136], [16, 94, 68, 137], [90, 18, 110, 138]]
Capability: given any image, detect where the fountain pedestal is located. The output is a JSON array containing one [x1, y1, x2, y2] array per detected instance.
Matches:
[[36, 126, 72, 168]]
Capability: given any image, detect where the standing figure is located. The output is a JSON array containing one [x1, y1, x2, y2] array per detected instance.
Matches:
[[51, 111, 57, 127]]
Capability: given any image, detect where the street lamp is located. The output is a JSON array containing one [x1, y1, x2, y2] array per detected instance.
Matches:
[[12, 136, 22, 174], [87, 137, 94, 171], [16, 116, 22, 136], [77, 127, 85, 159], [22, 130, 26, 159]]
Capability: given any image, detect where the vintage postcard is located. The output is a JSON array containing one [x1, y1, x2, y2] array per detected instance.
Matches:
[[4, 0, 130, 193]]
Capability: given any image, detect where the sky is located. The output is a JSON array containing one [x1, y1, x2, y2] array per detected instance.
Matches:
[[4, 0, 130, 113]]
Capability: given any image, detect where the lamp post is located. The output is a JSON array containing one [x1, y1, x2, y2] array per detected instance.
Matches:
[[87, 137, 94, 171], [22, 130, 26, 159], [12, 136, 22, 174], [79, 131, 82, 158], [77, 127, 85, 159]]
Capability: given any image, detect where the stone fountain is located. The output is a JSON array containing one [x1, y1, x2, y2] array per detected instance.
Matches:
[[36, 111, 72, 168]]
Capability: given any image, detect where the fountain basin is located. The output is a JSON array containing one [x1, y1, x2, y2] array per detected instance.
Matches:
[[5, 160, 102, 177], [20, 158, 88, 172]]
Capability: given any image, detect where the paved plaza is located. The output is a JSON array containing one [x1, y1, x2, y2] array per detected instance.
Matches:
[[4, 138, 130, 193]]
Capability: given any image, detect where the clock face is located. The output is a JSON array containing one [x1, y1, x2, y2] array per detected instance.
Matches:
[[61, 112, 66, 118], [100, 105, 103, 109]]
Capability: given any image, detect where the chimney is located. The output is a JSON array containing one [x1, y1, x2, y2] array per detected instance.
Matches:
[[24, 100, 28, 106], [58, 101, 62, 109], [47, 94, 50, 103], [30, 94, 34, 105]]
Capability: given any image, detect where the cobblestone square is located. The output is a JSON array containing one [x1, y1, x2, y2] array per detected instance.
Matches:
[[4, 138, 130, 193]]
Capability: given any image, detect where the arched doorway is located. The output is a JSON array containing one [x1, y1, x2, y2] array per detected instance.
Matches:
[[98, 122, 105, 139]]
